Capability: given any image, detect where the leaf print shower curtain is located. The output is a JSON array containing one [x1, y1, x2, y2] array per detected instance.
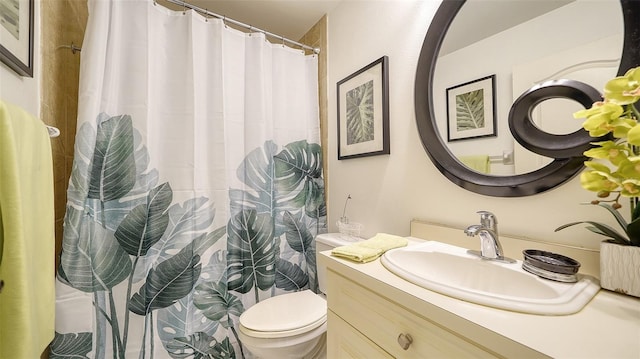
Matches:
[[52, 1, 325, 358]]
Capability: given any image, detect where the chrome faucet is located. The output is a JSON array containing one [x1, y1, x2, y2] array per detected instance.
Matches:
[[464, 211, 514, 263]]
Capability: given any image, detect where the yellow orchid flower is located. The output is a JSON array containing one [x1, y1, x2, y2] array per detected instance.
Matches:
[[603, 67, 640, 105], [583, 141, 629, 165], [576, 102, 625, 136], [621, 178, 640, 197], [580, 164, 620, 193]]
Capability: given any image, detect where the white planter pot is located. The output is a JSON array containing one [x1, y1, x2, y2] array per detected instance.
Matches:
[[600, 241, 640, 298]]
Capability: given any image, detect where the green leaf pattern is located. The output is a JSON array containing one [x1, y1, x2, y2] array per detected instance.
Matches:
[[55, 113, 326, 358], [88, 114, 136, 201], [128, 244, 202, 315], [455, 89, 485, 131], [49, 332, 92, 359], [346, 80, 375, 145]]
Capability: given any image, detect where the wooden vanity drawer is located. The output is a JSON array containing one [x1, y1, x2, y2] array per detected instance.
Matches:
[[327, 310, 394, 358], [327, 269, 498, 358]]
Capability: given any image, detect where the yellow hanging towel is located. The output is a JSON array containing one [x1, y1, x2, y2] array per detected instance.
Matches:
[[0, 100, 55, 358], [458, 155, 491, 174], [331, 233, 408, 263]]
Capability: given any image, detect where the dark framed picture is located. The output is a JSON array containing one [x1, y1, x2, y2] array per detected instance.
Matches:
[[337, 56, 389, 160], [446, 75, 496, 141], [0, 0, 34, 77]]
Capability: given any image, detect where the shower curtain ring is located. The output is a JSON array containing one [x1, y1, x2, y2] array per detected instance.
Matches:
[[223, 15, 227, 27], [281, 36, 285, 48], [205, 8, 208, 21], [182, 0, 186, 14]]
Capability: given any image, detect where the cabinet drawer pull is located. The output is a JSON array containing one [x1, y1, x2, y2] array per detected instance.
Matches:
[[397, 333, 413, 350]]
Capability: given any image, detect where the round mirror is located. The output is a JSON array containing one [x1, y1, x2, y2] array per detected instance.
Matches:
[[415, 0, 640, 197]]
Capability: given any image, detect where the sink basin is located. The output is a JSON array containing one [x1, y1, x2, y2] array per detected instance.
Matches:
[[381, 241, 599, 315]]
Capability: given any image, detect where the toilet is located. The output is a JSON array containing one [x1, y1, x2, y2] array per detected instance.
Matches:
[[237, 233, 357, 359]]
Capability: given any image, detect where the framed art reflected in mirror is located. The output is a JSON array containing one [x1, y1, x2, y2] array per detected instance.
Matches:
[[446, 74, 496, 142], [0, 0, 34, 77], [337, 56, 389, 160]]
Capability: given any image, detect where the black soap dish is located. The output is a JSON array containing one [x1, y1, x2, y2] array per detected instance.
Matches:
[[522, 249, 581, 283]]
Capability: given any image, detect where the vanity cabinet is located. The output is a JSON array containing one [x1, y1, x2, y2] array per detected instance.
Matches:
[[322, 223, 640, 358], [327, 269, 499, 358]]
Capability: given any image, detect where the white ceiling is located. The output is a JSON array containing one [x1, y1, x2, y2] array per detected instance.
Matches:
[[440, 0, 574, 56], [158, 1, 577, 55], [158, 0, 342, 41]]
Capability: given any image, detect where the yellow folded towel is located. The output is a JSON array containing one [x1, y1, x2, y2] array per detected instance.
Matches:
[[458, 155, 490, 174], [331, 233, 408, 263]]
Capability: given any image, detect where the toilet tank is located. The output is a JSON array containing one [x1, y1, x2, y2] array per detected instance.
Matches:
[[315, 233, 362, 295]]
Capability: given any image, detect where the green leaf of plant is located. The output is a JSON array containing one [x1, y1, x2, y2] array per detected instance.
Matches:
[[345, 80, 375, 144], [282, 210, 316, 269], [115, 182, 173, 257], [210, 337, 235, 359], [128, 244, 202, 315], [304, 178, 327, 219], [455, 89, 485, 130], [227, 209, 276, 293], [275, 259, 309, 291], [165, 335, 235, 359], [230, 141, 278, 216], [274, 140, 322, 193], [193, 280, 244, 326], [88, 114, 136, 202], [595, 203, 629, 231], [626, 217, 640, 246], [555, 221, 630, 245], [133, 198, 220, 282], [67, 115, 159, 233], [60, 207, 132, 292], [164, 332, 216, 359], [49, 332, 92, 359], [156, 297, 219, 355], [274, 140, 325, 215], [67, 122, 97, 207]]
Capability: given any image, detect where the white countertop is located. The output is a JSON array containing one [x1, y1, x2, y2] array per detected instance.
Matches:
[[320, 240, 640, 359]]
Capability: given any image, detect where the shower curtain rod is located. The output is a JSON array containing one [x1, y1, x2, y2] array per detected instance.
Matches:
[[164, 0, 321, 54]]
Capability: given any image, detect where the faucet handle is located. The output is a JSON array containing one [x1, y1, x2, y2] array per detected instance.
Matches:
[[477, 210, 497, 229]]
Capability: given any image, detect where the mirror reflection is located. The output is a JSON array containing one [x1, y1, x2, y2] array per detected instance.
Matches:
[[432, 0, 623, 176]]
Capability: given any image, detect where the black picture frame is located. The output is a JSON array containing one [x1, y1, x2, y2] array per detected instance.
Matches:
[[0, 0, 34, 77], [446, 75, 496, 142], [337, 56, 390, 160]]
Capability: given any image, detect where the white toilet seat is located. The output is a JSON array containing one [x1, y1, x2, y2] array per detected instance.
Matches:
[[240, 315, 326, 338], [239, 290, 327, 338]]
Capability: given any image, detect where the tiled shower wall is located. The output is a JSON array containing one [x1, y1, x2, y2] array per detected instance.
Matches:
[[41, 0, 88, 273]]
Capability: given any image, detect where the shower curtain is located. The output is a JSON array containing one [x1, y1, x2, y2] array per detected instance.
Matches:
[[52, 1, 325, 358]]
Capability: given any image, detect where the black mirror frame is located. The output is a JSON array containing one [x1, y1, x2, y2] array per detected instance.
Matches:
[[414, 0, 640, 197]]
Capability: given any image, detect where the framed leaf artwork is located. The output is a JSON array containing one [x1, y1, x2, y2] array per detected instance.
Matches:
[[0, 0, 34, 77], [446, 75, 496, 142], [337, 56, 389, 160]]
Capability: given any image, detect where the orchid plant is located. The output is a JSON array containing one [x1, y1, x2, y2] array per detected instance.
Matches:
[[555, 67, 640, 247]]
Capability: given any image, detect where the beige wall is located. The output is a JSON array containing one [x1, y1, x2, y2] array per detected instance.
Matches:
[[0, 2, 40, 113], [41, 0, 88, 270], [326, 0, 614, 249]]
